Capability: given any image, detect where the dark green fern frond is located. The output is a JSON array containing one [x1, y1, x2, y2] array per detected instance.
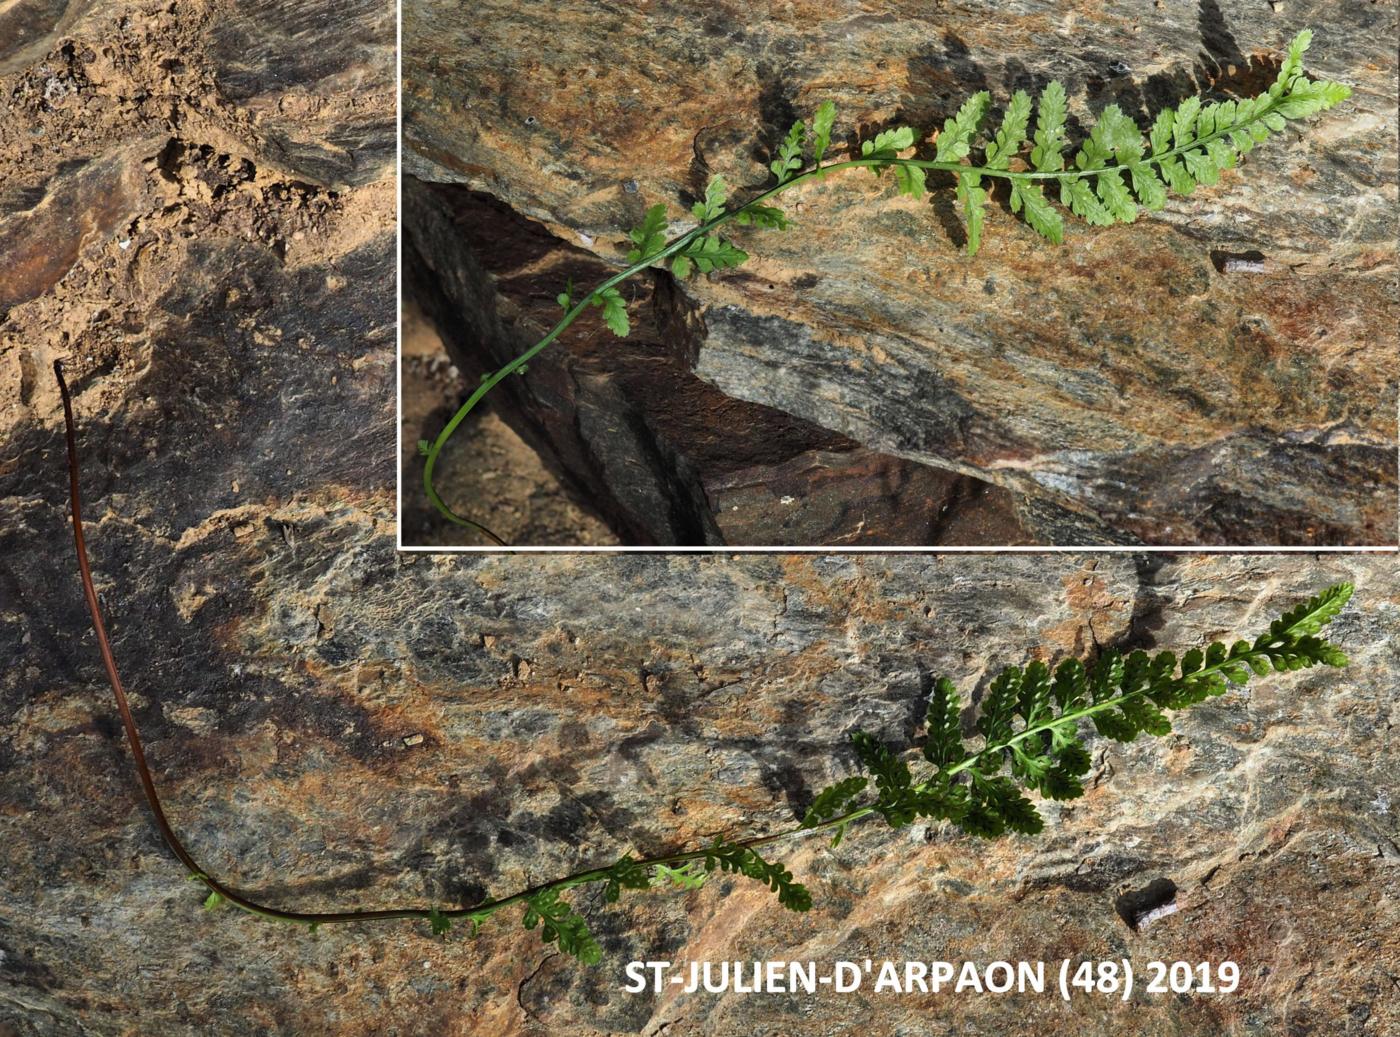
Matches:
[[702, 839, 812, 912], [822, 582, 1353, 844], [522, 583, 1353, 964], [522, 888, 603, 964]]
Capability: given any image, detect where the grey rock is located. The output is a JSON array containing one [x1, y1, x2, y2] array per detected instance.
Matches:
[[404, 0, 1398, 544]]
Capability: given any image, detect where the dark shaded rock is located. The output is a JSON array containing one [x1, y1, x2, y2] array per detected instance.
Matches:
[[704, 446, 1032, 547], [405, 180, 1124, 545], [0, 0, 92, 76], [403, 0, 1398, 545], [1114, 876, 1178, 931]]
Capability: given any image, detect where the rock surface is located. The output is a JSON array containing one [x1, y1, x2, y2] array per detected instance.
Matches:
[[403, 0, 1398, 545], [3, 527, 1397, 1036], [0, 0, 397, 1027], [404, 181, 1116, 546]]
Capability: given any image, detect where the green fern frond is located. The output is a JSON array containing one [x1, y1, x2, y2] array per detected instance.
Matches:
[[154, 580, 1357, 967], [923, 676, 967, 769], [771, 119, 806, 183], [809, 99, 837, 167], [591, 284, 629, 337], [602, 855, 652, 903], [702, 839, 812, 912], [820, 582, 1354, 845], [735, 202, 790, 229], [691, 175, 729, 223], [800, 775, 869, 828], [424, 28, 1349, 544], [652, 862, 708, 891], [674, 233, 747, 276], [522, 888, 602, 964], [1029, 81, 1069, 172], [625, 203, 668, 264], [427, 907, 452, 936]]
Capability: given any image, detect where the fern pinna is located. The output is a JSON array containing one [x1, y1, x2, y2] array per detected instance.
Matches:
[[420, 30, 1350, 543], [55, 392, 1355, 967]]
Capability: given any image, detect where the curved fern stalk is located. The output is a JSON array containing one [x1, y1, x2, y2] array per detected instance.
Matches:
[[56, 407, 1354, 963], [422, 30, 1350, 543]]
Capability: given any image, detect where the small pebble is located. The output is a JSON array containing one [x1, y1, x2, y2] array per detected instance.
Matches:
[[1135, 900, 1179, 931], [402, 734, 425, 748]]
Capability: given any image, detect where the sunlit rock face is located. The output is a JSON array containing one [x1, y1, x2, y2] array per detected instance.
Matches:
[[3, 507, 1396, 1035], [403, 0, 1396, 545]]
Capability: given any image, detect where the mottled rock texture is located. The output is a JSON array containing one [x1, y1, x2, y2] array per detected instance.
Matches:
[[3, 538, 1397, 1035], [404, 183, 1063, 546], [0, 0, 397, 1024], [403, 0, 1398, 545]]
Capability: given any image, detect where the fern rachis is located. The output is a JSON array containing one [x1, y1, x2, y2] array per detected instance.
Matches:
[[419, 30, 1351, 542], [53, 402, 1354, 965]]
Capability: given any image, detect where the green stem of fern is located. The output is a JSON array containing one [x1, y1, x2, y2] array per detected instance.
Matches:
[[438, 626, 1304, 926], [200, 592, 1329, 934], [420, 92, 1291, 539]]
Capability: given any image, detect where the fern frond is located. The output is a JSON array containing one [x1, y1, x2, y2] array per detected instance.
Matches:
[[771, 120, 805, 183], [808, 582, 1353, 844], [674, 233, 747, 275], [625, 203, 668, 264], [986, 90, 1032, 170], [850, 730, 913, 803], [1029, 81, 1069, 172], [424, 29, 1350, 541], [735, 202, 790, 229], [935, 91, 992, 162], [702, 840, 812, 912], [930, 29, 1348, 252], [691, 175, 729, 223], [809, 99, 837, 167], [602, 855, 652, 902], [923, 676, 967, 769], [652, 862, 708, 890], [801, 775, 869, 828], [591, 284, 629, 336]]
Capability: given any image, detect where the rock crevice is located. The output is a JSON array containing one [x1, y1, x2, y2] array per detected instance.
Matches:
[[403, 0, 1397, 545]]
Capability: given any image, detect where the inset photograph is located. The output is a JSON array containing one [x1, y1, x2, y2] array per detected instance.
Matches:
[[401, 1, 1397, 548]]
